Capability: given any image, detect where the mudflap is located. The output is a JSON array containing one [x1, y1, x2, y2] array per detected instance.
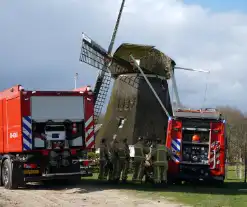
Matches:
[[12, 161, 25, 187]]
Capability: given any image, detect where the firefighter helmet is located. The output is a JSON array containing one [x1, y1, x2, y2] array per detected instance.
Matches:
[[192, 134, 200, 142]]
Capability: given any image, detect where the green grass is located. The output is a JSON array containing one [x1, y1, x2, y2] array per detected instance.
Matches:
[[132, 181, 247, 207], [82, 167, 247, 207]]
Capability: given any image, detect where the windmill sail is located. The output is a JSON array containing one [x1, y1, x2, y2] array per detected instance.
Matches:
[[79, 33, 110, 71], [79, 33, 112, 122]]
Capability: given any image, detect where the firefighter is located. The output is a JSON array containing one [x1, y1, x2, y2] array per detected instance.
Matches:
[[118, 138, 130, 183], [132, 136, 149, 182], [151, 138, 170, 184], [98, 138, 109, 180], [108, 135, 120, 182]]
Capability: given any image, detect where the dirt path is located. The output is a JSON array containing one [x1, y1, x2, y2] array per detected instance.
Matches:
[[0, 183, 185, 207]]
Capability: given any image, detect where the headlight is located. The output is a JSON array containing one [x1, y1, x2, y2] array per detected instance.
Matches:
[[192, 155, 198, 162], [50, 151, 58, 158], [62, 150, 70, 158], [61, 159, 70, 167]]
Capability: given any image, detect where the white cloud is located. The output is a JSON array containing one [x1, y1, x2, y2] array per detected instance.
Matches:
[[0, 0, 247, 111]]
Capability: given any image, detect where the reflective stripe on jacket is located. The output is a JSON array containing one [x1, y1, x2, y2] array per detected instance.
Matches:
[[151, 144, 168, 165], [134, 141, 146, 161]]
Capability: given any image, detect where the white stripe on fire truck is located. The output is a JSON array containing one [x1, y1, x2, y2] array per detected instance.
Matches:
[[171, 139, 181, 151], [171, 138, 181, 162], [85, 116, 93, 128], [22, 116, 32, 151], [85, 127, 94, 137], [85, 125, 94, 147], [86, 135, 94, 148], [85, 115, 94, 148]]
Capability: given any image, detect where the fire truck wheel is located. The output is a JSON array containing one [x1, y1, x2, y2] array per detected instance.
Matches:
[[0, 166, 2, 186], [1, 159, 18, 189]]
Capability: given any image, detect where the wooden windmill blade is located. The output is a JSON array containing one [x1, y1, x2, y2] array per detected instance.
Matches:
[[79, 33, 113, 122], [79, 33, 111, 72]]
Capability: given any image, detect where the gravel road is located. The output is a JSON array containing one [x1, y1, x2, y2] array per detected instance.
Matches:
[[0, 182, 185, 207]]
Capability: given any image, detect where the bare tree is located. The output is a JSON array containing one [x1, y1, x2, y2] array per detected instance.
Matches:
[[218, 106, 247, 162]]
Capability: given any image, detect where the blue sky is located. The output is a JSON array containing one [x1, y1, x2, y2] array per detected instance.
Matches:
[[185, 0, 247, 12]]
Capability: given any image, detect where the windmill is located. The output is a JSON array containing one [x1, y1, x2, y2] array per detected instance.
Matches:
[[80, 34, 175, 146]]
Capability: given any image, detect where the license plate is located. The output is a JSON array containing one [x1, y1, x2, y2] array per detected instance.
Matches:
[[52, 133, 59, 138], [23, 169, 39, 174]]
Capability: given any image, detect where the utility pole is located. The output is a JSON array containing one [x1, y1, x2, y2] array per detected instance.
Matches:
[[74, 73, 78, 89]]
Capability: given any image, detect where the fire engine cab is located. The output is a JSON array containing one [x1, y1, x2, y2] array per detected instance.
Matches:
[[166, 108, 226, 184]]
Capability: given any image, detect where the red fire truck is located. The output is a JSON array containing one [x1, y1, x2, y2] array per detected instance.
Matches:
[[166, 108, 226, 184], [0, 85, 95, 189]]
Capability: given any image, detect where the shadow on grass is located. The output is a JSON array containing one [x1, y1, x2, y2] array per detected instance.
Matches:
[[22, 178, 247, 196]]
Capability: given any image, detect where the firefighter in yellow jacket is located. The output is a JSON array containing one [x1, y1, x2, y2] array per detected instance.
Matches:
[[132, 137, 150, 182], [151, 138, 170, 184]]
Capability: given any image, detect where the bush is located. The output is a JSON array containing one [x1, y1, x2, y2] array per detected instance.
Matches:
[[87, 152, 99, 160]]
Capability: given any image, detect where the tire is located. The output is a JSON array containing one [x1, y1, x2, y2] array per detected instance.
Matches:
[[0, 164, 3, 186], [1, 159, 18, 189]]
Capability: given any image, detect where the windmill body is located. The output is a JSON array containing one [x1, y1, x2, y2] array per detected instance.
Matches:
[[97, 44, 176, 146], [97, 73, 173, 146], [80, 36, 176, 146]]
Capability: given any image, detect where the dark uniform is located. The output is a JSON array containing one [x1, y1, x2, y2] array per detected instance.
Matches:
[[151, 139, 170, 184], [98, 138, 109, 180], [132, 137, 150, 182], [118, 138, 130, 182], [108, 136, 120, 181]]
